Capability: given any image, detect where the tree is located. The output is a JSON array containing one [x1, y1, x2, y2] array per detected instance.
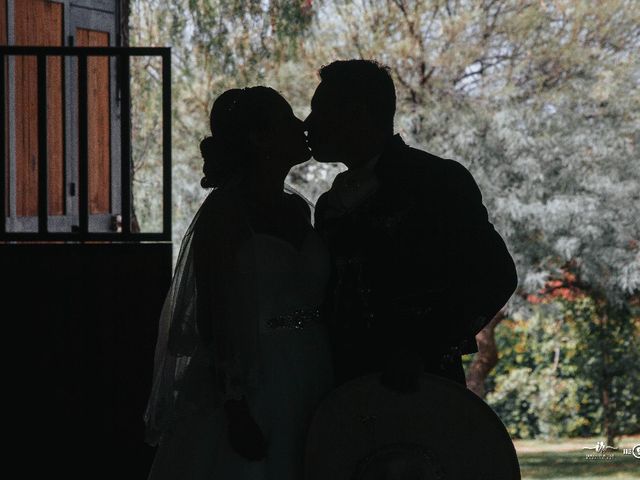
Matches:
[[130, 0, 640, 440], [487, 291, 640, 442], [299, 2, 640, 414], [130, 0, 319, 260]]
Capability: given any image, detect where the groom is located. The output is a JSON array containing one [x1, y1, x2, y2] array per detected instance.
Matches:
[[305, 60, 517, 391]]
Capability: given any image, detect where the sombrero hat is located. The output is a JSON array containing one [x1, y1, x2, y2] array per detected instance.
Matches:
[[304, 373, 520, 480]]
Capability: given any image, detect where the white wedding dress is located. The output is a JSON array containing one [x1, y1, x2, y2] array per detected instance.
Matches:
[[145, 193, 334, 480]]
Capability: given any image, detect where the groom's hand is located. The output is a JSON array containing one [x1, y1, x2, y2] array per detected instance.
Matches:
[[379, 349, 423, 394], [225, 398, 268, 461]]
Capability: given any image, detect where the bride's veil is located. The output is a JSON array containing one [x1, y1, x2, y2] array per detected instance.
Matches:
[[143, 184, 315, 446], [143, 198, 212, 446], [284, 182, 316, 223]]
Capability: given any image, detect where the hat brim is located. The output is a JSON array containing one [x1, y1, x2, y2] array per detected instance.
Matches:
[[304, 372, 520, 480]]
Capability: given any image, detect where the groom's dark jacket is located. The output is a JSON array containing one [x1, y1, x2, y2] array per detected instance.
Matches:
[[315, 134, 517, 386]]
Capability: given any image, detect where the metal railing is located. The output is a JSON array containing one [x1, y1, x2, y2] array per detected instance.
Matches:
[[0, 46, 171, 242]]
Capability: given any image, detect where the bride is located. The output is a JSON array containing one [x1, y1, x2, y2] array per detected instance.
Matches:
[[144, 86, 334, 479]]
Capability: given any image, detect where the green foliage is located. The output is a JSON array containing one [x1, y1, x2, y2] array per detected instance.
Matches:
[[568, 298, 640, 440], [487, 298, 640, 440], [487, 306, 585, 439], [130, 55, 164, 232]]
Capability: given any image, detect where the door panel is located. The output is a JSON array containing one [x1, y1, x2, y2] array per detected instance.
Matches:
[[1, 0, 7, 217], [4, 1, 120, 233], [76, 27, 110, 215], [0, 1, 5, 43], [69, 4, 118, 232], [13, 0, 64, 217]]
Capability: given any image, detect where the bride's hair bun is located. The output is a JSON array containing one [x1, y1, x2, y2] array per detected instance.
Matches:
[[199, 86, 287, 189]]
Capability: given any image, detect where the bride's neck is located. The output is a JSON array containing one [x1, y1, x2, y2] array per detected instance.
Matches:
[[239, 167, 288, 207]]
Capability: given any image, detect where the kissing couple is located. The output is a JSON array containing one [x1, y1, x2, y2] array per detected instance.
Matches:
[[144, 59, 518, 479]]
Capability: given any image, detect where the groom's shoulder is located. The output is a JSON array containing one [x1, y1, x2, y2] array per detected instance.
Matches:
[[391, 143, 470, 186]]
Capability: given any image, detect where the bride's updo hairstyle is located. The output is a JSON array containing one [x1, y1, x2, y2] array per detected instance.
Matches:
[[200, 86, 286, 189]]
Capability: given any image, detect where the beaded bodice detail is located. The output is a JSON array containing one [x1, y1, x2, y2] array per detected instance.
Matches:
[[248, 230, 330, 333], [266, 307, 322, 330]]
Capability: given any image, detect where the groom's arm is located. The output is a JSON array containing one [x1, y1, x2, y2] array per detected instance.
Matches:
[[441, 160, 518, 342]]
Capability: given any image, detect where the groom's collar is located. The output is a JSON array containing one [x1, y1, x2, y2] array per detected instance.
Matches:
[[373, 134, 407, 177], [320, 134, 406, 220]]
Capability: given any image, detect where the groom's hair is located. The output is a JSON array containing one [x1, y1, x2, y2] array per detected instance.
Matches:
[[319, 59, 396, 132]]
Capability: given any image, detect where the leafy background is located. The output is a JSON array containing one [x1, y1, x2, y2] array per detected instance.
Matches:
[[129, 0, 640, 445]]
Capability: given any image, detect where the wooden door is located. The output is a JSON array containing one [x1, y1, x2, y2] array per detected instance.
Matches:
[[2, 0, 120, 233], [69, 3, 119, 232], [76, 28, 110, 216], [11, 0, 65, 231], [1, 0, 7, 219]]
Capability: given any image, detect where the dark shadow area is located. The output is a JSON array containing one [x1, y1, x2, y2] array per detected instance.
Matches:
[[2, 242, 170, 479]]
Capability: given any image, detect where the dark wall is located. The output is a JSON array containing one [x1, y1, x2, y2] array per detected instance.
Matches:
[[1, 242, 171, 478]]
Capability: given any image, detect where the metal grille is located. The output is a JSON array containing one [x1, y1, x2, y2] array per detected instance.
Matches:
[[0, 46, 171, 242]]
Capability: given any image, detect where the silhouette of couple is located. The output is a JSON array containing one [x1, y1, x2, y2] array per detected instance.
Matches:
[[144, 60, 517, 479]]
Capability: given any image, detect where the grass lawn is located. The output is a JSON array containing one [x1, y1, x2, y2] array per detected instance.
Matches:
[[514, 435, 640, 479]]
